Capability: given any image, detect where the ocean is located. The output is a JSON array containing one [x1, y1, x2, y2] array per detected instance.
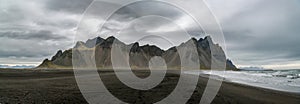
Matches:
[[185, 69, 300, 93]]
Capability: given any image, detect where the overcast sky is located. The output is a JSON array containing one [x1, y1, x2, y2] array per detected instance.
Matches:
[[0, 0, 299, 69]]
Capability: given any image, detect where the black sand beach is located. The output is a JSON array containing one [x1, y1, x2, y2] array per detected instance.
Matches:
[[0, 69, 299, 104]]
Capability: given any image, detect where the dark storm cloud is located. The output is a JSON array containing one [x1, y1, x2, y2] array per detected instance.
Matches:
[[0, 30, 67, 40]]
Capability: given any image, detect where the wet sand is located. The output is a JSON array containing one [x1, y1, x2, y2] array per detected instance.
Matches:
[[0, 69, 299, 104]]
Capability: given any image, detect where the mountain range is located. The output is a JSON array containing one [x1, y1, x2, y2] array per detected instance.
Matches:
[[37, 36, 238, 70]]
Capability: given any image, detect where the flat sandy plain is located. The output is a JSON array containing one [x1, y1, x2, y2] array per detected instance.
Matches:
[[0, 69, 299, 104]]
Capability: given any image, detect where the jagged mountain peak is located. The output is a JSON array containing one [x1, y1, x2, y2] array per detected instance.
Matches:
[[76, 36, 213, 50], [51, 50, 63, 61], [74, 41, 86, 48], [106, 36, 116, 41], [85, 36, 105, 48], [197, 36, 213, 49], [37, 36, 238, 70]]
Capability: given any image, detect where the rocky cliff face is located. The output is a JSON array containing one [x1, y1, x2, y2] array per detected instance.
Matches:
[[37, 36, 238, 70]]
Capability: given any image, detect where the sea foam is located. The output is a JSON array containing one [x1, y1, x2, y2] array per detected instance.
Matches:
[[185, 69, 300, 93]]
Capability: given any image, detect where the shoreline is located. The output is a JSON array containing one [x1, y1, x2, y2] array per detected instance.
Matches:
[[187, 72, 300, 94]]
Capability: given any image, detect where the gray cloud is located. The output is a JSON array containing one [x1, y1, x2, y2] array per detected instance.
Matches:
[[45, 0, 93, 14], [98, 1, 204, 44], [208, 0, 300, 68], [0, 30, 68, 40], [35, 19, 78, 29], [0, 0, 78, 65], [0, 0, 300, 69], [0, 50, 49, 58]]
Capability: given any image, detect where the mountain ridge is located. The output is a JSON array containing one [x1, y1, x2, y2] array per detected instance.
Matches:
[[37, 36, 238, 70]]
